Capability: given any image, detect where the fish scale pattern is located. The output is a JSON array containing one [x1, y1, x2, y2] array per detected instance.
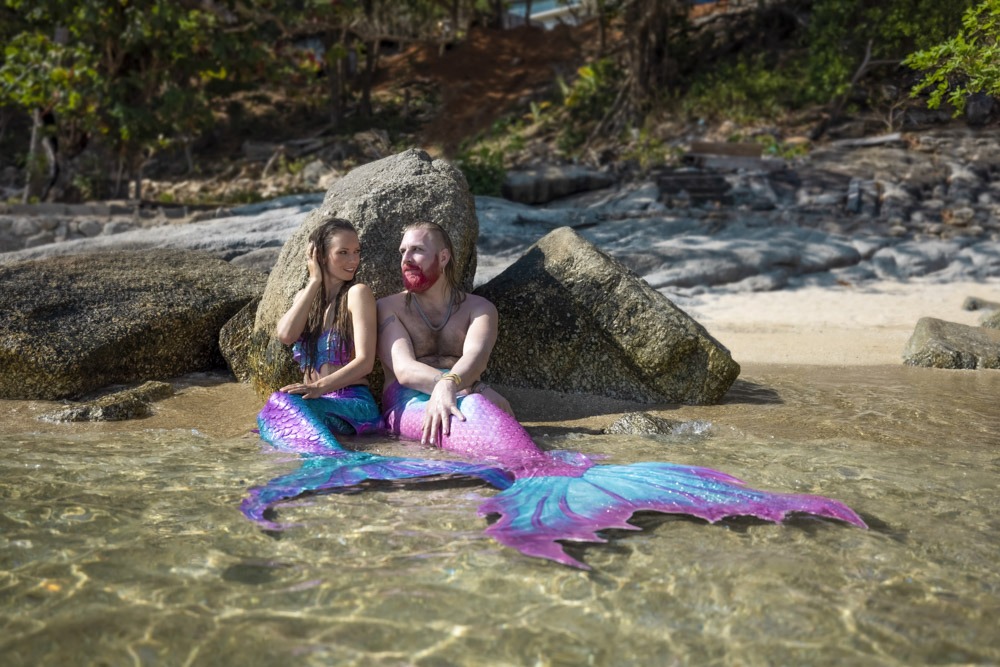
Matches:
[[245, 388, 512, 528], [381, 384, 867, 568], [248, 384, 866, 569]]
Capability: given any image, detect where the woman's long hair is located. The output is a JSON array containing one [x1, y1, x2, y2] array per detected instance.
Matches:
[[301, 218, 359, 370], [403, 220, 466, 307]]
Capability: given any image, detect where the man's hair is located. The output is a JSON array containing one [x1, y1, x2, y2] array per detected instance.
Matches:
[[403, 221, 466, 305]]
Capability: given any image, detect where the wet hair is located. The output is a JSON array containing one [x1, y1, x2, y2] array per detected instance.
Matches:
[[402, 221, 466, 306], [301, 218, 359, 369]]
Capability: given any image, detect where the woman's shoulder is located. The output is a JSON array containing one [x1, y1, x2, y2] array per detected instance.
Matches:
[[346, 282, 375, 303]]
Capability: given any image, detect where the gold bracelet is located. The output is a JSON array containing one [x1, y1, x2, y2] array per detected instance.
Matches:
[[440, 372, 462, 386]]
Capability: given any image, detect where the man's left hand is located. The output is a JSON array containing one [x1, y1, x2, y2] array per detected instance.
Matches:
[[423, 379, 465, 445]]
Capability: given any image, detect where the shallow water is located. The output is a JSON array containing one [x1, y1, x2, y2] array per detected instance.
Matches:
[[2, 365, 998, 666]]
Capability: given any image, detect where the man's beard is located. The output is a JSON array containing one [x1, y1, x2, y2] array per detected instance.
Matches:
[[402, 260, 442, 293]]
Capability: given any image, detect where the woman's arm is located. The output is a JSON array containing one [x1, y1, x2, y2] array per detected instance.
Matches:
[[283, 284, 376, 397], [276, 243, 322, 345]]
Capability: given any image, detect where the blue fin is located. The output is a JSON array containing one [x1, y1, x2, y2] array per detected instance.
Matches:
[[478, 462, 866, 569], [243, 452, 512, 530]]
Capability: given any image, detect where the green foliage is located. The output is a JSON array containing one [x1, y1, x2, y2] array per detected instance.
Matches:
[[805, 0, 975, 102], [1, 0, 285, 175], [682, 54, 816, 123], [621, 127, 674, 173], [905, 0, 1000, 114], [550, 58, 621, 153], [559, 58, 619, 124], [455, 145, 506, 197]]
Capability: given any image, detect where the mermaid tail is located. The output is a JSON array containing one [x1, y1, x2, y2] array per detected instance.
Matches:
[[383, 383, 866, 569], [245, 387, 512, 528], [479, 462, 867, 569], [241, 452, 512, 530], [257, 388, 383, 455]]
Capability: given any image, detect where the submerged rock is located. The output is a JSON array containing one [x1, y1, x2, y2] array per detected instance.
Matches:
[[476, 227, 741, 404], [0, 250, 265, 399], [39, 381, 175, 422], [604, 412, 685, 435], [903, 317, 1000, 369]]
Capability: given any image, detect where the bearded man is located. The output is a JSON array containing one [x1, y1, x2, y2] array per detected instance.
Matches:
[[376, 221, 513, 447]]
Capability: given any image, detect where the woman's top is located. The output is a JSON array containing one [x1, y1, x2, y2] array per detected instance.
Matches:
[[292, 329, 352, 373]]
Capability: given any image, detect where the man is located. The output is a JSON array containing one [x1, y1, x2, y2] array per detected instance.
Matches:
[[376, 221, 512, 446]]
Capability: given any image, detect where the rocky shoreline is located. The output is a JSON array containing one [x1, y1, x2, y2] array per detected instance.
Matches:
[[3, 128, 1000, 418]]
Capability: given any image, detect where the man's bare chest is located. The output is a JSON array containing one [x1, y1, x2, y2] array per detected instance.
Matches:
[[398, 309, 466, 361]]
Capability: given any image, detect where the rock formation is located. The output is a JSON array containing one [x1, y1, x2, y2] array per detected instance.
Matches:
[[0, 249, 265, 399], [475, 227, 740, 404]]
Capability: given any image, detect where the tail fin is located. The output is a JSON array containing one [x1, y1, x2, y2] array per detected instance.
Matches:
[[478, 462, 866, 569], [242, 452, 513, 530]]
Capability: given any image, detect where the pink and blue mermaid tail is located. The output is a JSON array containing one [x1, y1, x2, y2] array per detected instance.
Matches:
[[243, 386, 512, 529], [383, 382, 867, 569], [256, 386, 383, 455]]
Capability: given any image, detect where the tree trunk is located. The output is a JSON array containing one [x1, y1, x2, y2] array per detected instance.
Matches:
[[625, 0, 686, 114], [326, 30, 348, 127], [359, 38, 379, 119], [597, 0, 607, 54], [22, 110, 60, 203]]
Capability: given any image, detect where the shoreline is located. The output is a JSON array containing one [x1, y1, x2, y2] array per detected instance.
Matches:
[[681, 279, 1000, 367], [2, 279, 997, 439]]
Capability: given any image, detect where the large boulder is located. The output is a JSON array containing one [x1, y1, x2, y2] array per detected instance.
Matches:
[[0, 250, 266, 399], [245, 148, 478, 399], [475, 227, 741, 404], [903, 317, 1000, 369]]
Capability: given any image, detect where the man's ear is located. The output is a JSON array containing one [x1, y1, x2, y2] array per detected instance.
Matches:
[[439, 247, 451, 268]]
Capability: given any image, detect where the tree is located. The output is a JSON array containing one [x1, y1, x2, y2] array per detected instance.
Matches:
[[805, 0, 974, 103], [1, 0, 284, 200], [622, 0, 689, 113], [905, 0, 1000, 115]]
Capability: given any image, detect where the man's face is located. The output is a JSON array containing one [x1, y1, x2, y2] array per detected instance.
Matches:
[[399, 228, 445, 293]]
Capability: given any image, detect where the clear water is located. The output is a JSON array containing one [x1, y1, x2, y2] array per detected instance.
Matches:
[[2, 365, 998, 666]]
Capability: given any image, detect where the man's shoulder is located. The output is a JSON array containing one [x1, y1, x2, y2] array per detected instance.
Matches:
[[376, 291, 407, 309], [464, 292, 497, 315]]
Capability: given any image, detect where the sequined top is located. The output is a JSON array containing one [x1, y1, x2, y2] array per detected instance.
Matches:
[[292, 329, 352, 373]]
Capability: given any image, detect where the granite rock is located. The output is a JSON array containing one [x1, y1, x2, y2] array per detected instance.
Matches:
[[475, 227, 741, 404]]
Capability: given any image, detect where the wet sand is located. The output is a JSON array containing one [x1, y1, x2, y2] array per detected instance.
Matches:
[[3, 279, 997, 441]]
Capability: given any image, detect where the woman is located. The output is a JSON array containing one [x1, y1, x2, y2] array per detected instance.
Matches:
[[257, 218, 382, 453]]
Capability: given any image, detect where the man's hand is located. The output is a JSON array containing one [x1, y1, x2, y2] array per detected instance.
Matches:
[[422, 379, 465, 445]]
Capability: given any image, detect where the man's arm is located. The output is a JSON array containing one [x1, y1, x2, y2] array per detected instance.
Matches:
[[376, 297, 442, 394], [417, 297, 500, 444]]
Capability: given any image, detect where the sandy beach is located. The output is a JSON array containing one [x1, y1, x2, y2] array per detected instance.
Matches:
[[681, 279, 1000, 367]]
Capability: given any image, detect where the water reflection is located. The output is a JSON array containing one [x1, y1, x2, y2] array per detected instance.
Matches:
[[1, 364, 998, 666]]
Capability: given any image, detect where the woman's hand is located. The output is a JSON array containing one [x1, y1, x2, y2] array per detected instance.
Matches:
[[306, 242, 322, 284], [280, 381, 325, 399], [422, 379, 465, 446]]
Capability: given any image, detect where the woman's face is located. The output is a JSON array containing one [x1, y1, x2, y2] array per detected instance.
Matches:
[[322, 231, 361, 283]]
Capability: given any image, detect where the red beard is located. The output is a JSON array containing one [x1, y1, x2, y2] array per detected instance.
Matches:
[[402, 260, 441, 293]]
